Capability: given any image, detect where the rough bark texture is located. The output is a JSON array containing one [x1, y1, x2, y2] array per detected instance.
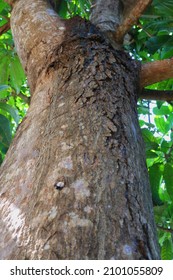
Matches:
[[90, 0, 139, 47], [90, 0, 122, 32], [0, 0, 160, 259], [90, 0, 123, 49], [90, 0, 139, 32]]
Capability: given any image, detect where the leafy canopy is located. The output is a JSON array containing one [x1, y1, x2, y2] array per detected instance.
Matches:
[[0, 0, 173, 259]]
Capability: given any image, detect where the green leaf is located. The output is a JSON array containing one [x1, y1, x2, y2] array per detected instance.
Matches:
[[156, 101, 164, 109], [0, 142, 8, 154], [154, 0, 173, 17], [161, 140, 172, 153], [9, 56, 25, 93], [141, 128, 159, 150], [161, 48, 173, 59], [163, 164, 173, 202], [0, 1, 6, 13], [0, 56, 9, 85], [0, 114, 12, 147], [154, 116, 171, 134], [144, 19, 173, 34], [0, 152, 3, 165], [138, 106, 150, 115], [146, 150, 158, 159], [153, 105, 172, 115], [141, 128, 156, 142], [161, 239, 173, 260], [78, 0, 86, 12], [149, 163, 163, 206], [58, 0, 68, 18], [0, 55, 10, 98], [167, 114, 173, 129], [0, 85, 10, 92], [159, 186, 171, 203], [146, 35, 173, 54], [0, 102, 20, 125]]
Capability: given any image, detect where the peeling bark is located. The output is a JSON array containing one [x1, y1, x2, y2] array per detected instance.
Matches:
[[0, 0, 160, 259]]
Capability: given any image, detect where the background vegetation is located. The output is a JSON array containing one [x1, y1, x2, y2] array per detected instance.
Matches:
[[0, 0, 173, 259]]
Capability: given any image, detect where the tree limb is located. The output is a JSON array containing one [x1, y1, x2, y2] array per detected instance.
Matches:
[[140, 89, 173, 101], [157, 225, 173, 234], [0, 20, 10, 36], [8, 0, 66, 93], [90, 0, 121, 33], [141, 58, 173, 88], [114, 0, 152, 43], [90, 0, 123, 49]]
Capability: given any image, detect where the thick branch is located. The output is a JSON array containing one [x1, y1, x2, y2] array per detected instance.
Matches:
[[140, 89, 173, 101], [141, 58, 173, 88], [90, 0, 152, 48], [0, 20, 10, 36], [115, 0, 152, 43], [90, 0, 121, 32], [140, 58, 173, 101], [7, 0, 66, 93]]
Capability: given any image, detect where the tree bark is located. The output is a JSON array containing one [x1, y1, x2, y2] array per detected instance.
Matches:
[[0, 0, 160, 259]]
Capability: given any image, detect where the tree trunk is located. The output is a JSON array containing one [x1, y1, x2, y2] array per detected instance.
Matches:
[[0, 0, 160, 259]]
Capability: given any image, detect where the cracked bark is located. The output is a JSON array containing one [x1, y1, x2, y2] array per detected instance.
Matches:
[[0, 0, 160, 259]]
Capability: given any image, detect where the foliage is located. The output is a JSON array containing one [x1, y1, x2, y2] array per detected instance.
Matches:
[[0, 0, 173, 259], [0, 0, 29, 163], [129, 0, 173, 259], [50, 0, 91, 18]]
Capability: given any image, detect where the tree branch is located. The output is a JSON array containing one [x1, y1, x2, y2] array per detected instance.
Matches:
[[114, 0, 152, 43], [8, 0, 66, 93], [141, 58, 173, 88], [90, 0, 121, 33], [157, 225, 173, 234], [0, 20, 10, 36], [140, 89, 173, 101], [90, 0, 123, 49]]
